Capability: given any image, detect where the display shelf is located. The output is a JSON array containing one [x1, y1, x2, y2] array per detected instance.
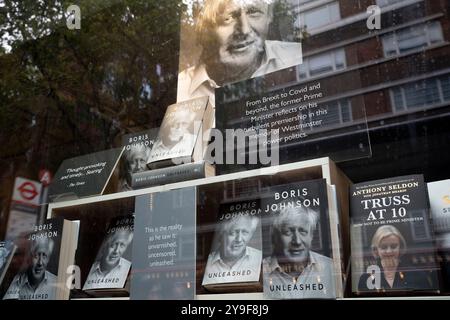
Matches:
[[47, 157, 345, 216], [47, 157, 356, 300]]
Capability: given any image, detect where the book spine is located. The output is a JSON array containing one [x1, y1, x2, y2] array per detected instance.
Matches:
[[132, 162, 206, 188]]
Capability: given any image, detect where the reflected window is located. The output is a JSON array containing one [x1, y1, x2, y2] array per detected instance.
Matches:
[[382, 21, 444, 57], [390, 74, 450, 112], [298, 48, 346, 79], [307, 99, 352, 129], [296, 2, 340, 31], [377, 0, 408, 7]]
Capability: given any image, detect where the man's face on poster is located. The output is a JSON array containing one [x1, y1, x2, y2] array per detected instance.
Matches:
[[213, 0, 272, 72], [30, 242, 51, 282]]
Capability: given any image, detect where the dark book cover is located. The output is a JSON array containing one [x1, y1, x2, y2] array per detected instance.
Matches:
[[130, 188, 196, 300], [202, 199, 262, 290], [118, 129, 159, 192], [350, 174, 440, 295], [82, 214, 134, 292], [2, 218, 65, 300], [260, 179, 337, 299], [48, 148, 124, 201], [132, 161, 214, 189]]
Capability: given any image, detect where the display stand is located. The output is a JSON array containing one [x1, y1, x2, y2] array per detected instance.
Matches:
[[47, 157, 351, 300]]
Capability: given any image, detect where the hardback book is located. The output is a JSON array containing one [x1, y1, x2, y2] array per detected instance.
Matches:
[[427, 179, 450, 234], [117, 128, 159, 192], [130, 188, 196, 300], [202, 199, 263, 292], [147, 96, 214, 169], [427, 179, 450, 292], [260, 179, 340, 299], [2, 218, 79, 300], [48, 148, 124, 202], [0, 241, 17, 286], [132, 161, 215, 189], [327, 184, 347, 295], [82, 214, 134, 296], [350, 175, 440, 296]]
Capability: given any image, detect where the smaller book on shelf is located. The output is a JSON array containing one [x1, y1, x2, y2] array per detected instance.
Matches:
[[147, 96, 214, 169], [2, 218, 79, 300], [350, 174, 440, 296], [202, 199, 263, 292], [427, 179, 450, 292], [427, 179, 450, 235], [132, 160, 215, 189], [117, 128, 159, 192], [0, 241, 17, 286], [82, 214, 134, 296]]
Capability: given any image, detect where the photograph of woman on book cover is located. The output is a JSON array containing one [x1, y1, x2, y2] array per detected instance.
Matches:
[[357, 225, 437, 292]]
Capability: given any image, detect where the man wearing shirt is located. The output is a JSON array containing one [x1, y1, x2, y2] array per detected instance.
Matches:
[[83, 229, 133, 290], [202, 214, 262, 286], [3, 238, 57, 300], [177, 0, 303, 106], [263, 205, 335, 299]]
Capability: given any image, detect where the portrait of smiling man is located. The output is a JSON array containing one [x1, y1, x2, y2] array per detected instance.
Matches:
[[3, 237, 57, 300], [202, 214, 262, 286], [263, 205, 335, 299], [83, 228, 133, 290], [177, 0, 303, 105]]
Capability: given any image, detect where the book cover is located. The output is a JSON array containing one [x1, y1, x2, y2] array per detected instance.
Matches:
[[0, 241, 17, 286], [147, 97, 213, 167], [2, 218, 78, 300], [427, 179, 450, 235], [261, 179, 337, 299], [48, 148, 124, 202], [427, 179, 450, 292], [202, 199, 262, 291], [350, 175, 440, 295], [130, 188, 196, 300], [118, 129, 159, 192], [82, 214, 134, 292]]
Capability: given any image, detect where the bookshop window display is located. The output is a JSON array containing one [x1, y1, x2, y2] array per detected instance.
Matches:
[[0, 0, 449, 300]]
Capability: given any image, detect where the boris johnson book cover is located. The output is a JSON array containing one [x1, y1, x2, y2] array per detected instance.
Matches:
[[202, 199, 263, 291], [260, 179, 338, 299]]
